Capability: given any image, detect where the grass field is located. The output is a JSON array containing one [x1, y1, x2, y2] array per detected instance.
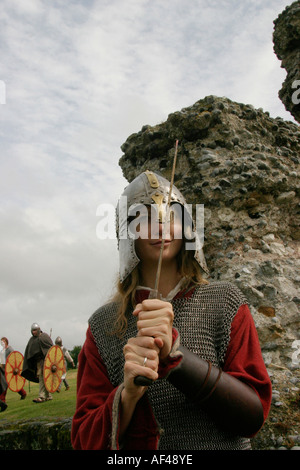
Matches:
[[0, 369, 77, 424]]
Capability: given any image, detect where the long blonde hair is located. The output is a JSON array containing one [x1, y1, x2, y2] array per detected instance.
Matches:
[[110, 244, 208, 337]]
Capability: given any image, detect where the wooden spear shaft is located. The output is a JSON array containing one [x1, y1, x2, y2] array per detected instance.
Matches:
[[134, 140, 179, 386], [151, 139, 179, 298]]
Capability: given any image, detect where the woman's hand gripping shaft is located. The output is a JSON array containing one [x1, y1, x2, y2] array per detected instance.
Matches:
[[131, 299, 174, 386]]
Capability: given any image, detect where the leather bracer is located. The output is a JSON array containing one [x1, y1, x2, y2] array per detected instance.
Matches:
[[167, 345, 264, 437]]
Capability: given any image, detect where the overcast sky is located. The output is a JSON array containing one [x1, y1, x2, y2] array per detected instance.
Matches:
[[0, 0, 296, 354]]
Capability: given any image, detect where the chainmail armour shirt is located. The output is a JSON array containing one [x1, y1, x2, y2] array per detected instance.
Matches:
[[89, 281, 251, 450]]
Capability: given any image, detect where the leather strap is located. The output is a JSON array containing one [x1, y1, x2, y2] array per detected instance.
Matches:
[[167, 345, 264, 437]]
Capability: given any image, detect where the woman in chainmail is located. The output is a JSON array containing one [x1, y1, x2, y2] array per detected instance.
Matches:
[[71, 171, 272, 450]]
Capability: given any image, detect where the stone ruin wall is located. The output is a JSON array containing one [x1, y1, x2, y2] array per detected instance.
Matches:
[[119, 97, 300, 450], [118, 7, 300, 446], [119, 95, 299, 372], [273, 1, 300, 124]]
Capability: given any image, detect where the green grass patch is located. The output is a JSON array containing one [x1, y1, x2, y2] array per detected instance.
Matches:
[[0, 369, 77, 424]]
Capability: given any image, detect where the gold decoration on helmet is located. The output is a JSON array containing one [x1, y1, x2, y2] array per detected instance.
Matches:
[[145, 170, 159, 188]]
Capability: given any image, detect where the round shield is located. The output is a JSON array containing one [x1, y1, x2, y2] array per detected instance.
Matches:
[[43, 345, 66, 393], [5, 351, 26, 392]]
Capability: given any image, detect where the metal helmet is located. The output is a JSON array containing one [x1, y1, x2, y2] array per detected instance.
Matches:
[[55, 336, 62, 346], [31, 323, 40, 335], [116, 170, 208, 282]]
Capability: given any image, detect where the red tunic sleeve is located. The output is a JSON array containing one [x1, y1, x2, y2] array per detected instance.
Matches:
[[223, 304, 272, 425], [71, 326, 160, 450], [71, 326, 119, 450]]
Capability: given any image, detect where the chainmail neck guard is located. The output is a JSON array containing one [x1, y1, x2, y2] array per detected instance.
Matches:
[[89, 281, 251, 450]]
